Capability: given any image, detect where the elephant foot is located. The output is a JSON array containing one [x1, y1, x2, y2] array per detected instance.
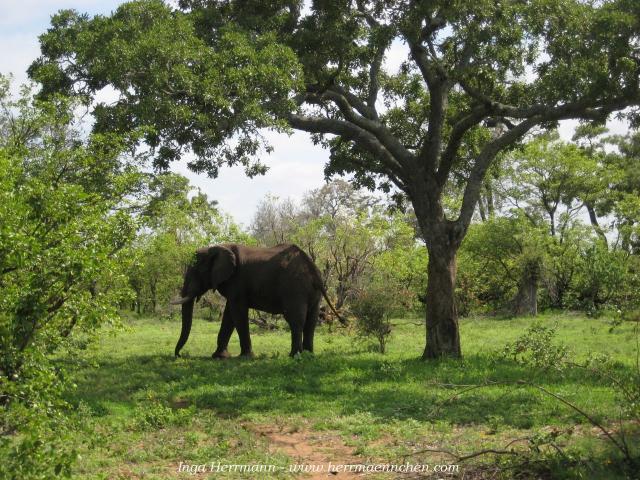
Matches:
[[238, 351, 255, 359], [212, 349, 231, 360]]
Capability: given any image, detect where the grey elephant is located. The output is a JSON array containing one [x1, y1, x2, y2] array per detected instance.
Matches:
[[171, 243, 345, 358]]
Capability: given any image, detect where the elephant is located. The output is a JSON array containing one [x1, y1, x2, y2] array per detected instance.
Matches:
[[171, 243, 345, 358]]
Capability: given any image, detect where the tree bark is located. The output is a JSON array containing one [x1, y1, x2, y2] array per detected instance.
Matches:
[[586, 202, 608, 246], [422, 232, 462, 359], [512, 260, 539, 316], [485, 183, 495, 219], [477, 197, 487, 222]]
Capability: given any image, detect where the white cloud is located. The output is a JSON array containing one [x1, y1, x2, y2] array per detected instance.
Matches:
[[384, 38, 408, 74]]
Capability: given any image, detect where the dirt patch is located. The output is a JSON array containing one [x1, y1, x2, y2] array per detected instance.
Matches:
[[251, 423, 365, 479]]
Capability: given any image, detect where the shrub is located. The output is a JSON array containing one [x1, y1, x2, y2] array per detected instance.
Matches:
[[501, 322, 570, 370], [0, 79, 139, 479], [351, 287, 393, 354]]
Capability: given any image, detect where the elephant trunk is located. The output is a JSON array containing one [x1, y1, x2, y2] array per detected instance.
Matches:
[[175, 298, 195, 357]]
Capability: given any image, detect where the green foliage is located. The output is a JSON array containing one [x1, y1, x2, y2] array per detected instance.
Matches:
[[502, 132, 598, 236], [460, 206, 640, 316], [29, 0, 303, 176], [0, 426, 78, 480], [351, 286, 393, 354], [134, 400, 194, 430], [458, 215, 547, 314], [604, 131, 640, 253], [501, 322, 570, 371], [570, 243, 629, 315], [0, 79, 140, 480]]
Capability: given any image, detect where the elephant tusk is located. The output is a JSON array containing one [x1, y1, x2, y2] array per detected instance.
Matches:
[[170, 296, 192, 305]]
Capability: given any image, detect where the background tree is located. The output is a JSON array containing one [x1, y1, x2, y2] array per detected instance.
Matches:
[[250, 180, 427, 314], [500, 132, 596, 238], [250, 194, 299, 247], [128, 172, 249, 315], [605, 132, 640, 253], [29, 0, 640, 358]]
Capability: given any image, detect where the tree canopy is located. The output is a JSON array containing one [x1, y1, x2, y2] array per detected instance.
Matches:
[[29, 0, 640, 358]]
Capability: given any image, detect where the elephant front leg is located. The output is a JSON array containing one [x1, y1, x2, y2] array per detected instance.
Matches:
[[233, 303, 254, 358], [212, 304, 234, 359]]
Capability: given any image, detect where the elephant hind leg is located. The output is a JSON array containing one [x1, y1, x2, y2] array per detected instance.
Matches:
[[303, 301, 319, 353], [284, 303, 306, 357]]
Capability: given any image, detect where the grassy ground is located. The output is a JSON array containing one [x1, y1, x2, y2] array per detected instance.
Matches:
[[61, 312, 639, 479]]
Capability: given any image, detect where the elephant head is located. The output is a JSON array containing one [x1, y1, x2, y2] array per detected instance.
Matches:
[[172, 245, 236, 357]]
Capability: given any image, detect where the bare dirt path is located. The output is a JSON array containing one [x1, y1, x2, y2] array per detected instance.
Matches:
[[251, 423, 366, 479]]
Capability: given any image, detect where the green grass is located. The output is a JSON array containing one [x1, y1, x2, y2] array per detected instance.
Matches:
[[60, 312, 639, 479]]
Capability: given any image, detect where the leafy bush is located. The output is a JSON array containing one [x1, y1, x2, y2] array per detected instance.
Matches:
[[0, 79, 140, 479], [134, 401, 194, 430], [459, 216, 547, 315], [351, 287, 393, 354], [501, 322, 570, 370], [570, 243, 630, 314]]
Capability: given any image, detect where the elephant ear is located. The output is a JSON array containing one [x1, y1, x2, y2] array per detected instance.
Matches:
[[208, 245, 236, 290]]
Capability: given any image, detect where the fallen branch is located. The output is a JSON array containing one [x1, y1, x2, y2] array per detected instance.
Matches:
[[518, 380, 631, 462], [401, 446, 519, 462]]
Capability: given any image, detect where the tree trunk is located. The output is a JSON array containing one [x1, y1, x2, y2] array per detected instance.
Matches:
[[477, 197, 487, 222], [586, 202, 608, 246], [512, 260, 539, 316], [485, 183, 495, 219], [335, 280, 347, 310], [422, 241, 462, 359]]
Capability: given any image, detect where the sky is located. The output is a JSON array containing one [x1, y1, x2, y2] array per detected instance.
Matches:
[[0, 0, 337, 227], [0, 1, 631, 227]]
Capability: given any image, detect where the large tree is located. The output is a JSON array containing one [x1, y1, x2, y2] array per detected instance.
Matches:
[[30, 0, 640, 358]]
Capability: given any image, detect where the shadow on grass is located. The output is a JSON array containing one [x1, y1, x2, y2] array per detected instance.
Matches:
[[60, 349, 632, 430]]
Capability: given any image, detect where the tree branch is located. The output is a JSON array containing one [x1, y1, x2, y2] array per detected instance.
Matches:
[[457, 94, 637, 229], [324, 85, 377, 120], [458, 117, 541, 228], [459, 79, 635, 121], [436, 106, 487, 186], [305, 89, 414, 168], [367, 45, 384, 115], [286, 112, 406, 181]]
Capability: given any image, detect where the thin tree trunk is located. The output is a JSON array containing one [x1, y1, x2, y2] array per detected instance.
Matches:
[[477, 197, 487, 222], [586, 202, 608, 246], [485, 183, 495, 219], [422, 241, 462, 359], [513, 260, 539, 316], [335, 280, 347, 310]]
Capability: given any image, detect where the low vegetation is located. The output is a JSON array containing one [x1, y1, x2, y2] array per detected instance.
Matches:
[[37, 313, 638, 479]]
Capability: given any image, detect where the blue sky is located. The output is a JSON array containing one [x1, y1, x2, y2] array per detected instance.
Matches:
[[0, 1, 631, 227]]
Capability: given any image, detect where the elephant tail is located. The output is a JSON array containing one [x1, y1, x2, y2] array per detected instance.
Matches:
[[321, 287, 348, 326], [294, 244, 349, 326]]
